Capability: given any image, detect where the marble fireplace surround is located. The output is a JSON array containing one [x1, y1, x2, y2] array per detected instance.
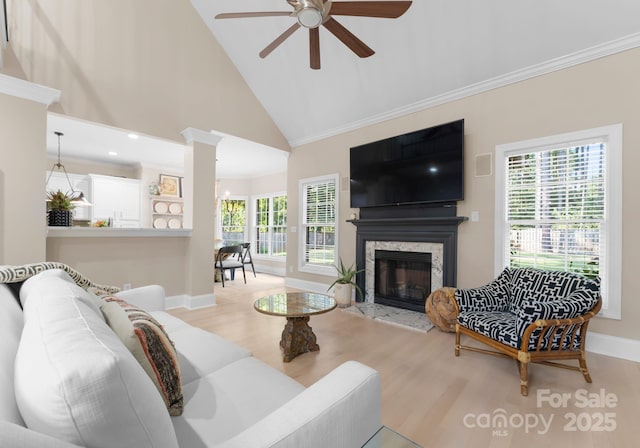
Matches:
[[365, 241, 443, 303]]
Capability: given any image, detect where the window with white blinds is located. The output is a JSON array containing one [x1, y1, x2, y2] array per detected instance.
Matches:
[[496, 125, 622, 319], [300, 175, 338, 273]]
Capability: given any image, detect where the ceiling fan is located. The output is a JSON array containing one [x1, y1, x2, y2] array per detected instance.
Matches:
[[215, 1, 412, 69]]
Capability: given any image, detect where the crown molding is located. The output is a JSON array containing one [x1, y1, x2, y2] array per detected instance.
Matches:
[[288, 32, 640, 148], [0, 73, 61, 106], [181, 127, 224, 147]]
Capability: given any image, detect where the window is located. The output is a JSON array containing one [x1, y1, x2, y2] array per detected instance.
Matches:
[[300, 175, 338, 274], [220, 198, 246, 245], [254, 193, 287, 257], [495, 125, 622, 319]]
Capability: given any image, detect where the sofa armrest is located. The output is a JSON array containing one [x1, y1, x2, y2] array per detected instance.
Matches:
[[216, 361, 382, 448], [114, 285, 166, 311], [0, 422, 83, 448]]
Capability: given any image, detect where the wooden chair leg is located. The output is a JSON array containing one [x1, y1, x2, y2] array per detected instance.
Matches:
[[519, 361, 529, 396], [455, 327, 461, 356], [579, 354, 593, 383]]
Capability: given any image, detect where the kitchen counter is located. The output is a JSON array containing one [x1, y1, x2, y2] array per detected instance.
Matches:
[[46, 227, 192, 238]]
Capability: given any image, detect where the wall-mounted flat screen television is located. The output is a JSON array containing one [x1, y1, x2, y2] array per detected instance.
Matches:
[[350, 119, 464, 208]]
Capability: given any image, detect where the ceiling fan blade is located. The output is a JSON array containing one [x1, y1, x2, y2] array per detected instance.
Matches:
[[259, 23, 301, 59], [310, 28, 321, 70], [215, 12, 291, 19], [329, 1, 412, 18], [322, 17, 374, 58]]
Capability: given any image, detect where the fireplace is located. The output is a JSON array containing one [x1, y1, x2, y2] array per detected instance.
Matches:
[[375, 250, 432, 312], [350, 202, 467, 312]]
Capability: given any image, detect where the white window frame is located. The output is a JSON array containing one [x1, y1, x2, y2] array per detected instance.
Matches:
[[219, 195, 248, 246], [495, 124, 622, 319], [251, 191, 287, 260], [299, 174, 339, 276]]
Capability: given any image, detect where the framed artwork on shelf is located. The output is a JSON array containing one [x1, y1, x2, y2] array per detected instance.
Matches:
[[159, 174, 181, 197]]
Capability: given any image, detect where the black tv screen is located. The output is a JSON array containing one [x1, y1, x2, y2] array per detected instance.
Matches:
[[350, 119, 464, 208]]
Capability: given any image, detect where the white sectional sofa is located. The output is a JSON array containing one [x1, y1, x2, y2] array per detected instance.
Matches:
[[0, 265, 382, 448]]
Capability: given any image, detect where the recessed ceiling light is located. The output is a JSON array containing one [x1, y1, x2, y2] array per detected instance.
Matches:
[[128, 133, 139, 140], [108, 151, 118, 156]]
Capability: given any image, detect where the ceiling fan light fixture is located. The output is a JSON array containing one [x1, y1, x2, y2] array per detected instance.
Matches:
[[297, 7, 323, 28]]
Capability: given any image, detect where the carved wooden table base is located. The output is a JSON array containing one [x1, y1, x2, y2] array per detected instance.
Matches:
[[254, 292, 336, 363], [280, 316, 320, 362]]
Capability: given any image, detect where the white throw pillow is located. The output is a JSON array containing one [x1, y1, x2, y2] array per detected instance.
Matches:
[[19, 269, 104, 318], [14, 276, 179, 448]]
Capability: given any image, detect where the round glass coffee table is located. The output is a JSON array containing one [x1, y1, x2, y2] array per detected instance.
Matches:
[[254, 292, 337, 362]]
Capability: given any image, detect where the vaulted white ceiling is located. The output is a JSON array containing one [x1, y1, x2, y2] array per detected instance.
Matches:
[[191, 0, 640, 146]]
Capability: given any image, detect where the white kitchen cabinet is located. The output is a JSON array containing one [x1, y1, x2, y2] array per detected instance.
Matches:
[[45, 171, 91, 221], [90, 174, 142, 228]]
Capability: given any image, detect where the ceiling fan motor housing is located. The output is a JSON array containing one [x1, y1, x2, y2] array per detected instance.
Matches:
[[293, 0, 326, 28]]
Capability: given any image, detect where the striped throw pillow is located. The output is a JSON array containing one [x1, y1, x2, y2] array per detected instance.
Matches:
[[100, 296, 183, 416]]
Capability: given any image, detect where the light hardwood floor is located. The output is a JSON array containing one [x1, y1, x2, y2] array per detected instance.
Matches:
[[168, 274, 639, 448]]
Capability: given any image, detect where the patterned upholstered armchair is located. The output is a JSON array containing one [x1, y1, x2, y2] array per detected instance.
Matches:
[[454, 267, 601, 396]]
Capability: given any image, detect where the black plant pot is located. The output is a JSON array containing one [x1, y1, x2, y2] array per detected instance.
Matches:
[[48, 209, 73, 227]]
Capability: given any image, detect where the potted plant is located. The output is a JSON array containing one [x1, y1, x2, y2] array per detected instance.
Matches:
[[328, 258, 364, 308], [46, 190, 75, 227]]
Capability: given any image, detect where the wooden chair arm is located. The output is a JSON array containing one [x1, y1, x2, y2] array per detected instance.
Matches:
[[520, 297, 602, 352]]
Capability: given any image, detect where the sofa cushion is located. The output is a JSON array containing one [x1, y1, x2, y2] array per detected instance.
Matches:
[[0, 422, 83, 448], [457, 310, 519, 348], [19, 269, 104, 319], [101, 296, 184, 416], [172, 357, 305, 446], [150, 311, 191, 333], [166, 326, 251, 385], [0, 284, 25, 425], [15, 273, 179, 448]]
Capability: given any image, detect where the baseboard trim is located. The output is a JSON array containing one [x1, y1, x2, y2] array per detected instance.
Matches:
[[586, 332, 640, 363], [284, 277, 330, 295], [254, 264, 286, 277], [165, 293, 216, 310]]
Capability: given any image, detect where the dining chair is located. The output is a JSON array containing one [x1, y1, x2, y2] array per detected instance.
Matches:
[[214, 245, 246, 287], [241, 242, 256, 278]]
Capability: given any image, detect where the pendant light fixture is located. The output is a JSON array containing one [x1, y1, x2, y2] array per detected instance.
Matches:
[[45, 131, 93, 207]]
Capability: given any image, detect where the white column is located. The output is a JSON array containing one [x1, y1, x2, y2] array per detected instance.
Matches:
[[181, 128, 223, 299]]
